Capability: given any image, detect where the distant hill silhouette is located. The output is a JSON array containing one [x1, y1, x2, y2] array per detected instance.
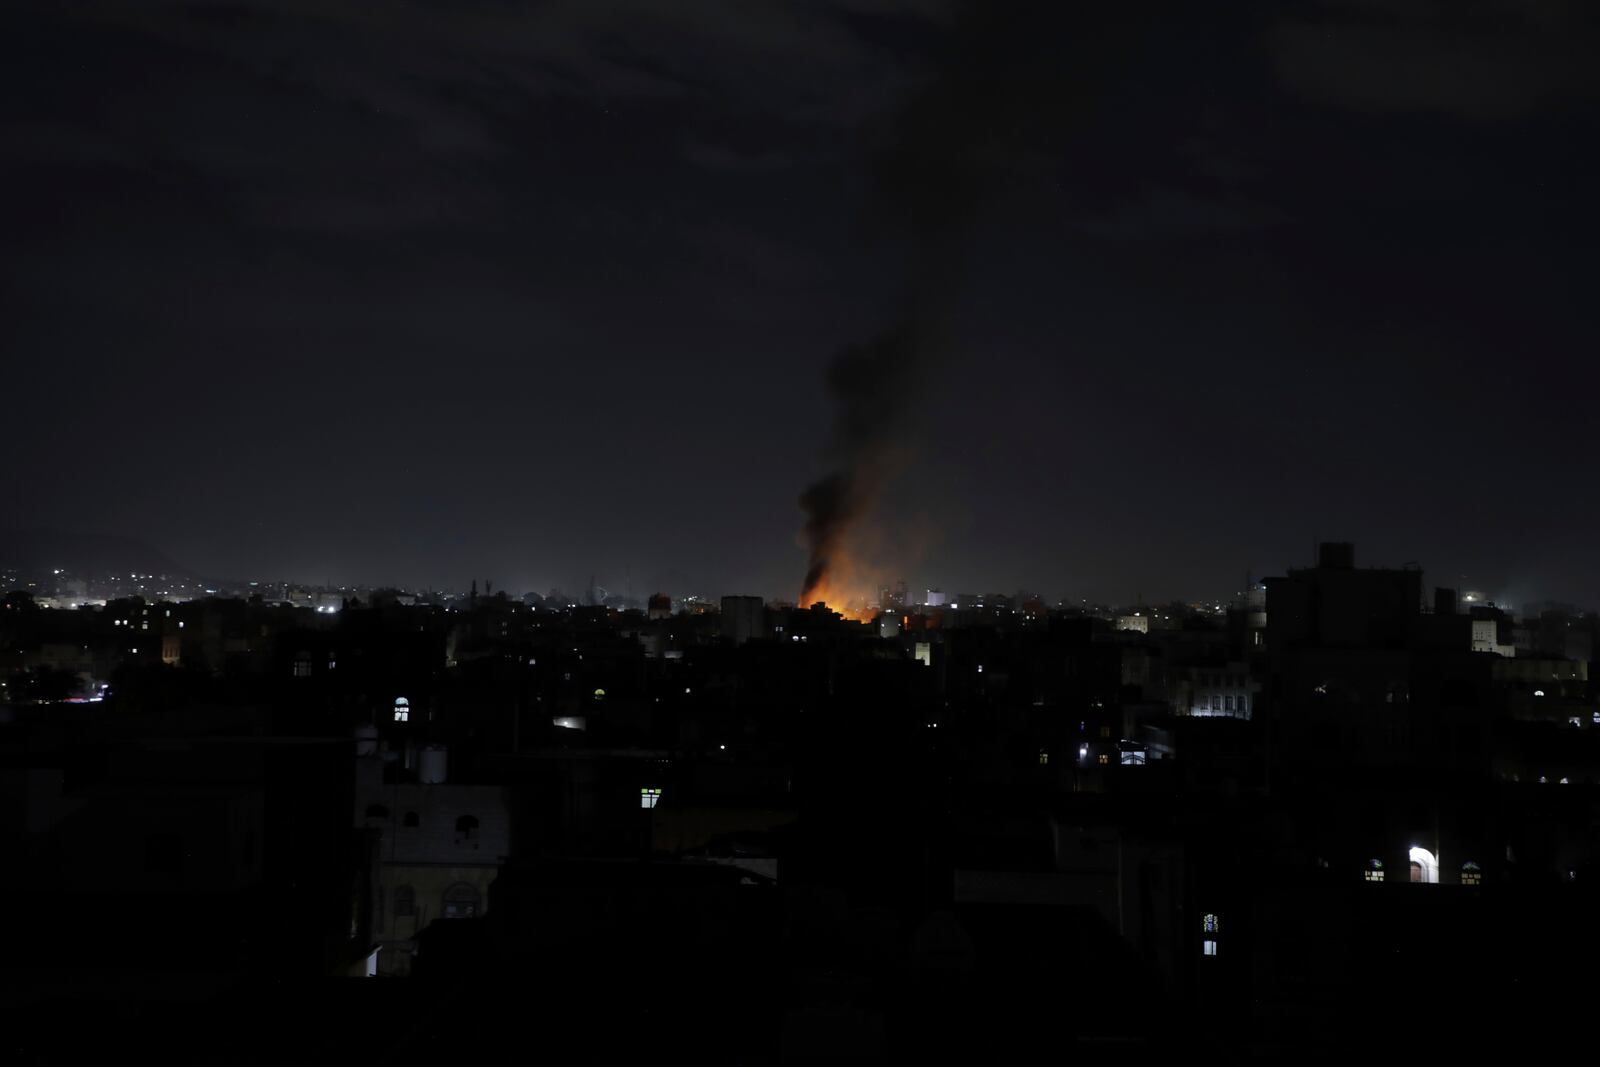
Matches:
[[0, 528, 191, 577]]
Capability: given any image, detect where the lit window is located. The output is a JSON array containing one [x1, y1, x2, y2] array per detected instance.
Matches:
[[293, 658, 311, 678], [442, 883, 480, 919], [1365, 860, 1384, 882], [1203, 913, 1218, 933], [1120, 750, 1146, 766], [1202, 940, 1217, 956], [1039, 750, 1049, 765], [1461, 862, 1482, 886], [641, 787, 661, 809], [1097, 753, 1110, 765], [394, 697, 410, 722]]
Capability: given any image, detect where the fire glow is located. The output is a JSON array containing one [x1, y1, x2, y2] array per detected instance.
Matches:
[[801, 577, 877, 622]]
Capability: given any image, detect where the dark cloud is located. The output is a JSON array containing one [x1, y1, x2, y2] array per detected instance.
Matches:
[[5, 0, 946, 235], [1272, 0, 1600, 118], [681, 140, 806, 174]]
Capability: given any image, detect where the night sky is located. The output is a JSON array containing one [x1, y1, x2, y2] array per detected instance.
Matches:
[[7, 1, 1598, 606]]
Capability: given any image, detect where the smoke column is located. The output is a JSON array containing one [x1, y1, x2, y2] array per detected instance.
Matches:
[[797, 4, 1030, 607], [798, 329, 917, 603], [795, 4, 1137, 606]]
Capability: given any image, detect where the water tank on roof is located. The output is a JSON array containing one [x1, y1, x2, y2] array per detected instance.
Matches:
[[354, 723, 379, 757], [419, 745, 448, 785]]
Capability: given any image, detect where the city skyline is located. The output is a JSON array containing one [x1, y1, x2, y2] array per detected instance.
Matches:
[[2, 528, 1573, 620]]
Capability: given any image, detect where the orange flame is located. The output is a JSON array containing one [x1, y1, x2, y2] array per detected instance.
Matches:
[[799, 554, 881, 622]]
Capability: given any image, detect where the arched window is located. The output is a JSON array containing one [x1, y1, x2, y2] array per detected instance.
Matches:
[[364, 803, 390, 820], [442, 882, 480, 919], [403, 811, 419, 828], [1408, 846, 1439, 884], [1365, 859, 1385, 883], [455, 814, 480, 841], [1461, 861, 1482, 886], [393, 697, 410, 723], [394, 885, 415, 917]]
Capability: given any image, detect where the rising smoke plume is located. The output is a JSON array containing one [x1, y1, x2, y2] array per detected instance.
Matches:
[[797, 3, 1098, 607], [798, 328, 917, 604]]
